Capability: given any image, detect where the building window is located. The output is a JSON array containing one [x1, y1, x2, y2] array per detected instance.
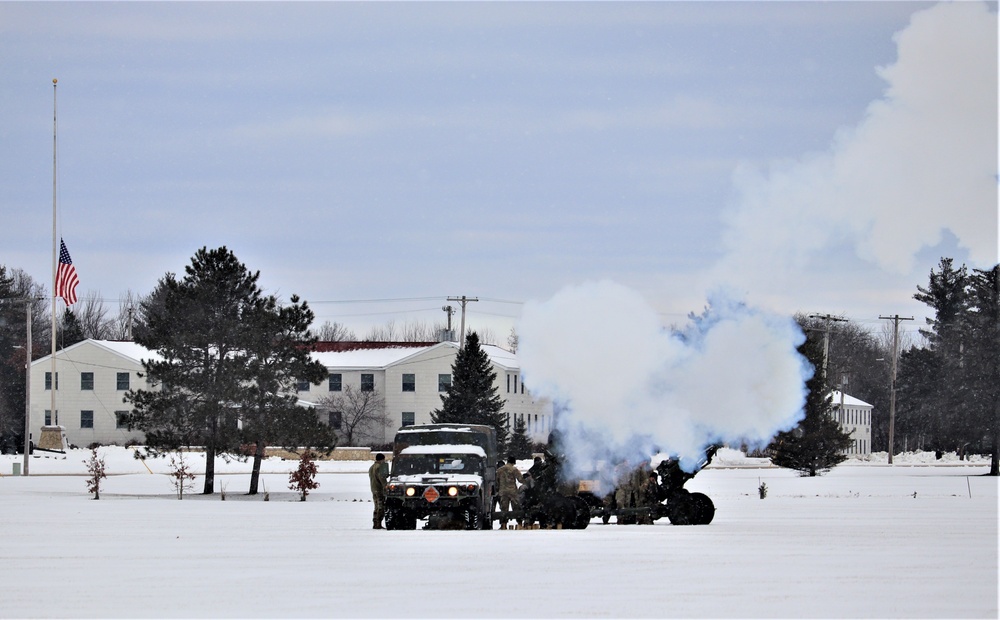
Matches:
[[402, 373, 415, 392], [81, 372, 94, 390], [438, 374, 451, 392], [45, 410, 58, 425], [296, 378, 311, 392], [402, 411, 415, 427], [329, 411, 342, 430], [115, 411, 130, 429], [80, 410, 94, 429], [45, 372, 58, 390], [329, 374, 342, 392], [514, 375, 518, 393], [117, 372, 130, 391], [506, 374, 511, 393], [361, 374, 374, 392]]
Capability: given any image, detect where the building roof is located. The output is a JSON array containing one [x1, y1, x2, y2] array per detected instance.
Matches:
[[830, 390, 873, 408], [32, 339, 521, 372]]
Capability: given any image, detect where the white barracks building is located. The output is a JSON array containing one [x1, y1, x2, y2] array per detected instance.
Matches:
[[29, 339, 553, 449]]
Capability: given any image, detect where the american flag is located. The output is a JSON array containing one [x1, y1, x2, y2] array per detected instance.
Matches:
[[55, 238, 79, 306]]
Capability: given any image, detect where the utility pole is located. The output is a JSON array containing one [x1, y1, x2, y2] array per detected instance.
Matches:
[[808, 313, 847, 382], [879, 314, 913, 465], [446, 296, 478, 349], [441, 305, 455, 342], [23, 300, 31, 475]]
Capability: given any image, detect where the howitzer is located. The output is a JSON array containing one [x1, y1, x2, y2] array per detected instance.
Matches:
[[592, 445, 720, 525]]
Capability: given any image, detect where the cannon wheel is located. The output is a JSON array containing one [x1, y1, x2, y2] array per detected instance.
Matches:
[[570, 495, 591, 529], [667, 492, 715, 525]]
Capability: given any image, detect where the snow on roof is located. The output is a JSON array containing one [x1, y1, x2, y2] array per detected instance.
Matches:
[[32, 338, 522, 372], [400, 444, 487, 457], [311, 346, 426, 369], [830, 390, 873, 408], [30, 339, 163, 366]]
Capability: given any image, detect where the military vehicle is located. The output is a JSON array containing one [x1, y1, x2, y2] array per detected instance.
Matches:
[[383, 424, 497, 530], [512, 433, 719, 527]]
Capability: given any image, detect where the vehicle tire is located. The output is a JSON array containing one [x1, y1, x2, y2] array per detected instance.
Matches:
[[465, 507, 483, 530], [384, 507, 399, 531]]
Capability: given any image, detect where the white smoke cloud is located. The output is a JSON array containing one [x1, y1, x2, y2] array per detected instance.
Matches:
[[713, 1, 998, 296], [518, 281, 810, 476]]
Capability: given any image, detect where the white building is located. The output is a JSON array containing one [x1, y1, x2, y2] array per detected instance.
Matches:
[[830, 390, 873, 456], [29, 340, 155, 448], [28, 339, 552, 449]]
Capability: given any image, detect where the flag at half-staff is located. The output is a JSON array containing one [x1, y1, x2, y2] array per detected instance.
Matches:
[[55, 237, 79, 306]]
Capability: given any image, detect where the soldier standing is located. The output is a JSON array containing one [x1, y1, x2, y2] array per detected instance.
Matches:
[[496, 456, 525, 529], [369, 453, 389, 529]]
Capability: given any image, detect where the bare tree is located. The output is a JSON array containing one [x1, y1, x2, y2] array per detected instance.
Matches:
[[507, 327, 518, 352], [364, 319, 445, 342], [315, 320, 357, 342], [318, 385, 390, 446], [74, 291, 113, 339], [108, 289, 143, 340]]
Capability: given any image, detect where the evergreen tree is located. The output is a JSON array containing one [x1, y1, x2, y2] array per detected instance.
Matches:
[[0, 266, 48, 451], [770, 336, 852, 476], [240, 294, 333, 495], [126, 247, 265, 494], [964, 265, 1000, 475], [431, 332, 508, 450], [60, 309, 86, 349], [507, 415, 532, 460]]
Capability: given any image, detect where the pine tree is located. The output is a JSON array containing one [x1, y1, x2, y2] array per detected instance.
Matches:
[[126, 247, 266, 494], [964, 265, 1000, 475], [239, 294, 333, 495], [60, 310, 86, 349], [431, 332, 508, 450], [507, 415, 532, 460], [770, 336, 852, 476]]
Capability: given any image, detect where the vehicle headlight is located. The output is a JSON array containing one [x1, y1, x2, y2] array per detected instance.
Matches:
[[466, 484, 477, 492], [447, 486, 459, 497], [405, 487, 416, 497]]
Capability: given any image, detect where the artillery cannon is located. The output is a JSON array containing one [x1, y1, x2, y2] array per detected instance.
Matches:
[[505, 438, 720, 528], [597, 445, 719, 525]]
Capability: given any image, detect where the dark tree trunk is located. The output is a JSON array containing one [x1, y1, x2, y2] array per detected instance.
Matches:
[[249, 440, 266, 494], [203, 444, 216, 494]]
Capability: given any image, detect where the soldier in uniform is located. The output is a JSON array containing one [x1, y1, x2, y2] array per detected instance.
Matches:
[[496, 456, 525, 529], [368, 453, 389, 529], [639, 470, 660, 524]]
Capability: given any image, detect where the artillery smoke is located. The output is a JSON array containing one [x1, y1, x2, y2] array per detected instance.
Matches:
[[518, 281, 810, 477], [711, 1, 997, 305]]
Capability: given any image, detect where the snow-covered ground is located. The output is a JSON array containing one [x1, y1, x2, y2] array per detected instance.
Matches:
[[1, 448, 996, 618]]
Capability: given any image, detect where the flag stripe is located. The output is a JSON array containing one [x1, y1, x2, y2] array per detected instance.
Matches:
[[55, 238, 79, 306]]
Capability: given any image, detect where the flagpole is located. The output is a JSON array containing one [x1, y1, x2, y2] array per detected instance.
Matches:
[[50, 78, 58, 430]]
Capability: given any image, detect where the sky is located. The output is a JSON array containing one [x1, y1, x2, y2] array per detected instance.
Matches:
[[1, 1, 996, 342]]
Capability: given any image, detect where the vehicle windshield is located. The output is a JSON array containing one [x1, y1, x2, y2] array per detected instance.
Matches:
[[393, 453, 483, 476]]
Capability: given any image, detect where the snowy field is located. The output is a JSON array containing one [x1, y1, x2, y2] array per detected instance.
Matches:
[[0, 448, 996, 619]]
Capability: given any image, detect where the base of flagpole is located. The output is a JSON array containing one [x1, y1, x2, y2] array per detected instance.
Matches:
[[38, 426, 68, 452]]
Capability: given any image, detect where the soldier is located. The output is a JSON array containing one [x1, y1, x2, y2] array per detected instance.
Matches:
[[613, 459, 634, 524], [368, 453, 389, 529], [639, 471, 660, 524], [496, 456, 524, 529]]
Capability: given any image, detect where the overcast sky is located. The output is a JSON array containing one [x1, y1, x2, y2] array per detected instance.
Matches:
[[1, 1, 996, 342]]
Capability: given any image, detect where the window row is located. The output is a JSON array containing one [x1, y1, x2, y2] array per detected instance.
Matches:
[[297, 373, 452, 393], [44, 372, 131, 391], [834, 407, 870, 427], [43, 410, 132, 429]]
